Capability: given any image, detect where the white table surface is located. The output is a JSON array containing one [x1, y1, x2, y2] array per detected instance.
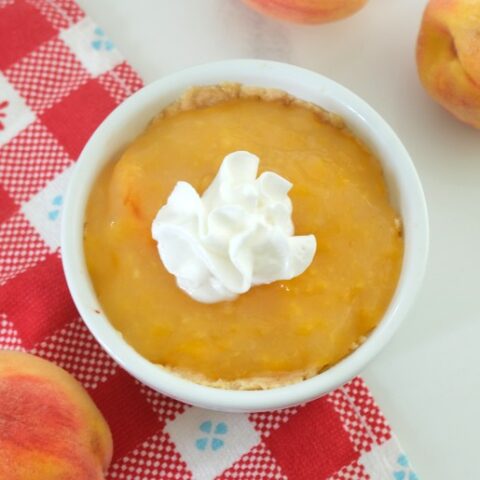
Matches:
[[76, 1, 480, 478]]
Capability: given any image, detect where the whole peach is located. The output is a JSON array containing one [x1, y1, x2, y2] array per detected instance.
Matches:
[[0, 351, 112, 480], [417, 0, 480, 129], [243, 0, 368, 24]]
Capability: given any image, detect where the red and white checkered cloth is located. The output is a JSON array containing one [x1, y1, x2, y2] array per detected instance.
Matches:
[[0, 2, 418, 479]]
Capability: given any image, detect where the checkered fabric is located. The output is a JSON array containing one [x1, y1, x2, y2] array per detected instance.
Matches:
[[0, 2, 418, 479]]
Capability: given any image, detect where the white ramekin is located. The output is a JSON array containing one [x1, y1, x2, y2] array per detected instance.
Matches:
[[62, 59, 428, 412]]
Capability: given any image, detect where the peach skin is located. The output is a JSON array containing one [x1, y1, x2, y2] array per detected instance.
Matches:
[[417, 0, 480, 129], [242, 0, 368, 24], [0, 350, 113, 480]]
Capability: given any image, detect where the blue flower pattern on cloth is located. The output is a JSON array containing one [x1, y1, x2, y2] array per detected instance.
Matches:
[[48, 195, 63, 221], [394, 454, 418, 480], [195, 420, 228, 452], [91, 27, 114, 51]]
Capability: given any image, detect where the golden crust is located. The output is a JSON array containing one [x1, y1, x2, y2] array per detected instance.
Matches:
[[160, 365, 320, 390], [157, 83, 345, 129]]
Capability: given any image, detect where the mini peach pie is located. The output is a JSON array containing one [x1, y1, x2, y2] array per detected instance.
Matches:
[[84, 84, 403, 389]]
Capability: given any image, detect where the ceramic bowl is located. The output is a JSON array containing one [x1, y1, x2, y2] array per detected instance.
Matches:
[[62, 59, 429, 412]]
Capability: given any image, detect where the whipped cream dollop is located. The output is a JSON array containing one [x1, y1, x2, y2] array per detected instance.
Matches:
[[151, 151, 317, 303]]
